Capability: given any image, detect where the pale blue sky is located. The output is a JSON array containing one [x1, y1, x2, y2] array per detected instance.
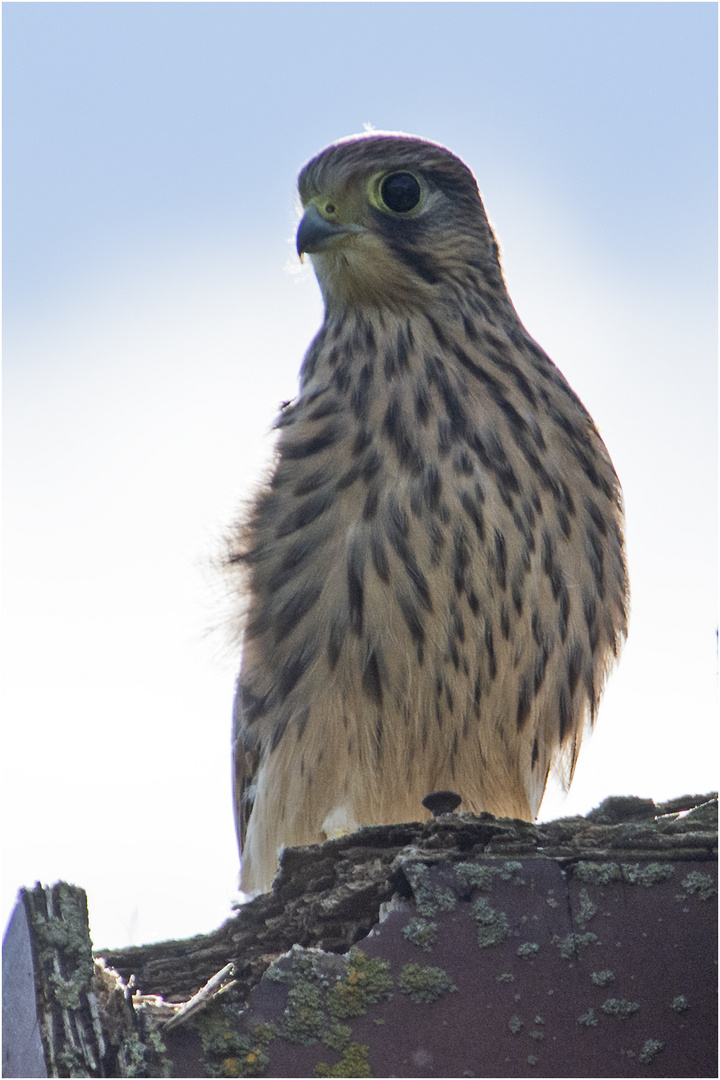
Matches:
[[3, 2, 717, 949]]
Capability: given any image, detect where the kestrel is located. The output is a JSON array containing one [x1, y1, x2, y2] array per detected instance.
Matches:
[[228, 133, 628, 895]]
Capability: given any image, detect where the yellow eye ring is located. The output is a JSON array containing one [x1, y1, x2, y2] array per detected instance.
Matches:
[[368, 171, 423, 216]]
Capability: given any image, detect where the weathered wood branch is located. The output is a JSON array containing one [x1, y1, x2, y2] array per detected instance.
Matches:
[[3, 794, 717, 1078]]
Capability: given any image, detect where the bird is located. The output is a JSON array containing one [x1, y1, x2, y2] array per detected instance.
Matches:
[[227, 132, 628, 895]]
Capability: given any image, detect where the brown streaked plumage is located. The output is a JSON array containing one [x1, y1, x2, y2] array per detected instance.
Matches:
[[227, 133, 628, 894]]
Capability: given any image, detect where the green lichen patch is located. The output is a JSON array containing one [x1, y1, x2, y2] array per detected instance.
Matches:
[[577, 1008, 598, 1027], [193, 1001, 246, 1056], [266, 947, 332, 989], [454, 862, 500, 892], [472, 896, 510, 949], [196, 1007, 277, 1079], [33, 886, 93, 960], [454, 859, 524, 896], [264, 948, 340, 1045], [508, 1014, 523, 1034], [601, 998, 640, 1019], [516, 942, 540, 960], [47, 971, 87, 1011], [574, 861, 622, 885], [574, 888, 597, 927], [57, 1047, 94, 1076], [403, 862, 457, 916], [219, 1043, 271, 1080], [551, 932, 598, 960], [497, 973, 514, 982], [501, 861, 524, 880], [545, 890, 559, 909], [529, 1029, 545, 1041], [638, 1039, 663, 1065], [590, 970, 615, 987], [30, 884, 95, 1007], [216, 1061, 241, 1079], [397, 963, 457, 1004], [146, 1025, 170, 1068], [621, 863, 675, 886], [527, 1055, 538, 1066], [328, 949, 393, 1020], [235, 947, 390, 1070], [315, 1042, 372, 1078], [680, 871, 717, 900], [401, 917, 438, 952], [671, 995, 690, 1012], [283, 979, 327, 1044], [322, 1024, 352, 1052]]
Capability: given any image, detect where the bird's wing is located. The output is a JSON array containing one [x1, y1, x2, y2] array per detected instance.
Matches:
[[232, 692, 260, 857]]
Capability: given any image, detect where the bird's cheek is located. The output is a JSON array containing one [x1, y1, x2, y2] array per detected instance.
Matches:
[[311, 235, 431, 313]]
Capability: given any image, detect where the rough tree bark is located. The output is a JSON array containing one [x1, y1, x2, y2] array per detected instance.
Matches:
[[3, 794, 717, 1078]]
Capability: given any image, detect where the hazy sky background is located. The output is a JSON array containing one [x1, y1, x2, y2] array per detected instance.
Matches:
[[3, 2, 717, 951]]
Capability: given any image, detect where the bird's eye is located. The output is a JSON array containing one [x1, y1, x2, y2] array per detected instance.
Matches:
[[379, 172, 422, 214]]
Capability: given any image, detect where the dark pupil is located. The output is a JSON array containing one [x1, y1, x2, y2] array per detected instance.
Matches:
[[381, 172, 421, 213]]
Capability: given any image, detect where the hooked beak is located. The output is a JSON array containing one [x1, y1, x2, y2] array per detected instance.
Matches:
[[296, 203, 364, 258]]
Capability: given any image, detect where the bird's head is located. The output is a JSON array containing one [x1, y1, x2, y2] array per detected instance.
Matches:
[[297, 133, 506, 315]]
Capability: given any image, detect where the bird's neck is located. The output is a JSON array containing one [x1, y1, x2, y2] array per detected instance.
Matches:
[[299, 280, 520, 396]]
